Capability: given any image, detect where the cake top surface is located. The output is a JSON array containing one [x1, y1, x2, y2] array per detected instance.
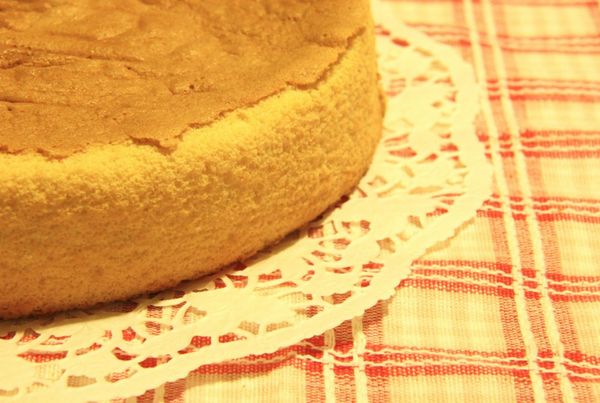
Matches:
[[0, 0, 368, 157]]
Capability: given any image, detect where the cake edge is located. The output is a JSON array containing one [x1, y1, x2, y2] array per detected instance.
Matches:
[[0, 25, 384, 319]]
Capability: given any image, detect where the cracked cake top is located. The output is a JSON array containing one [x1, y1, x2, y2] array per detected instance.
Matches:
[[0, 0, 367, 157]]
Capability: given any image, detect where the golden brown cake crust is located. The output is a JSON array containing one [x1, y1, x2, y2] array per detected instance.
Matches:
[[0, 0, 383, 319], [0, 0, 369, 157]]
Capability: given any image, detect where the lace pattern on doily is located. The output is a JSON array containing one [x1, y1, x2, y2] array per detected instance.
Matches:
[[0, 6, 491, 401]]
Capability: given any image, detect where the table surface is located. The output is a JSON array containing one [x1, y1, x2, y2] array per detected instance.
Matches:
[[121, 1, 600, 401]]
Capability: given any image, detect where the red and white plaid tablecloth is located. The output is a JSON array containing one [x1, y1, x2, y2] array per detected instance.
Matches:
[[123, 1, 600, 401]]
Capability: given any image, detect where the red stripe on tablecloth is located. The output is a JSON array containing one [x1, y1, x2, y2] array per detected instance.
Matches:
[[163, 379, 186, 403], [305, 335, 327, 403], [490, 93, 600, 102], [136, 388, 154, 403], [363, 303, 392, 403], [364, 363, 531, 378], [385, 0, 598, 7], [533, 213, 600, 224], [420, 36, 600, 55], [366, 344, 522, 360], [520, 139, 600, 149], [483, 197, 600, 214], [478, 210, 600, 224], [417, 258, 600, 288], [423, 31, 600, 45], [480, 205, 600, 218], [483, 78, 600, 102], [537, 214, 592, 403], [411, 266, 600, 295], [494, 147, 600, 158], [400, 277, 516, 297], [332, 320, 356, 400], [489, 79, 600, 91], [565, 353, 600, 369], [480, 131, 600, 149], [550, 294, 600, 303], [409, 23, 600, 39], [362, 350, 526, 366], [412, 266, 513, 285], [489, 91, 600, 104], [192, 362, 287, 376], [179, 338, 600, 372], [495, 1, 597, 7], [333, 320, 354, 355], [484, 149, 600, 159], [333, 372, 356, 402], [416, 259, 513, 272], [167, 351, 600, 380], [521, 129, 600, 139]]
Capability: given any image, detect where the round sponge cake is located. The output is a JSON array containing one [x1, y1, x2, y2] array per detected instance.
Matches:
[[0, 0, 383, 318]]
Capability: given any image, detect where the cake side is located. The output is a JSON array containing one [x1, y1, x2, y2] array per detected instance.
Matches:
[[0, 23, 383, 319]]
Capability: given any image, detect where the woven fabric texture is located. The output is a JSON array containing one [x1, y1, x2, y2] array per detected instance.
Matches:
[[120, 1, 600, 401]]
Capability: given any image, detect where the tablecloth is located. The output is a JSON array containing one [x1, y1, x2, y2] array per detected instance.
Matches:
[[122, 1, 600, 401]]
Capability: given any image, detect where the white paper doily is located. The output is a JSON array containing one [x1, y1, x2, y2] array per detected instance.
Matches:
[[0, 5, 491, 401]]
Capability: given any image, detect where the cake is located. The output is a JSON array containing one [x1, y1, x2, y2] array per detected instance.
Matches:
[[0, 0, 383, 319]]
